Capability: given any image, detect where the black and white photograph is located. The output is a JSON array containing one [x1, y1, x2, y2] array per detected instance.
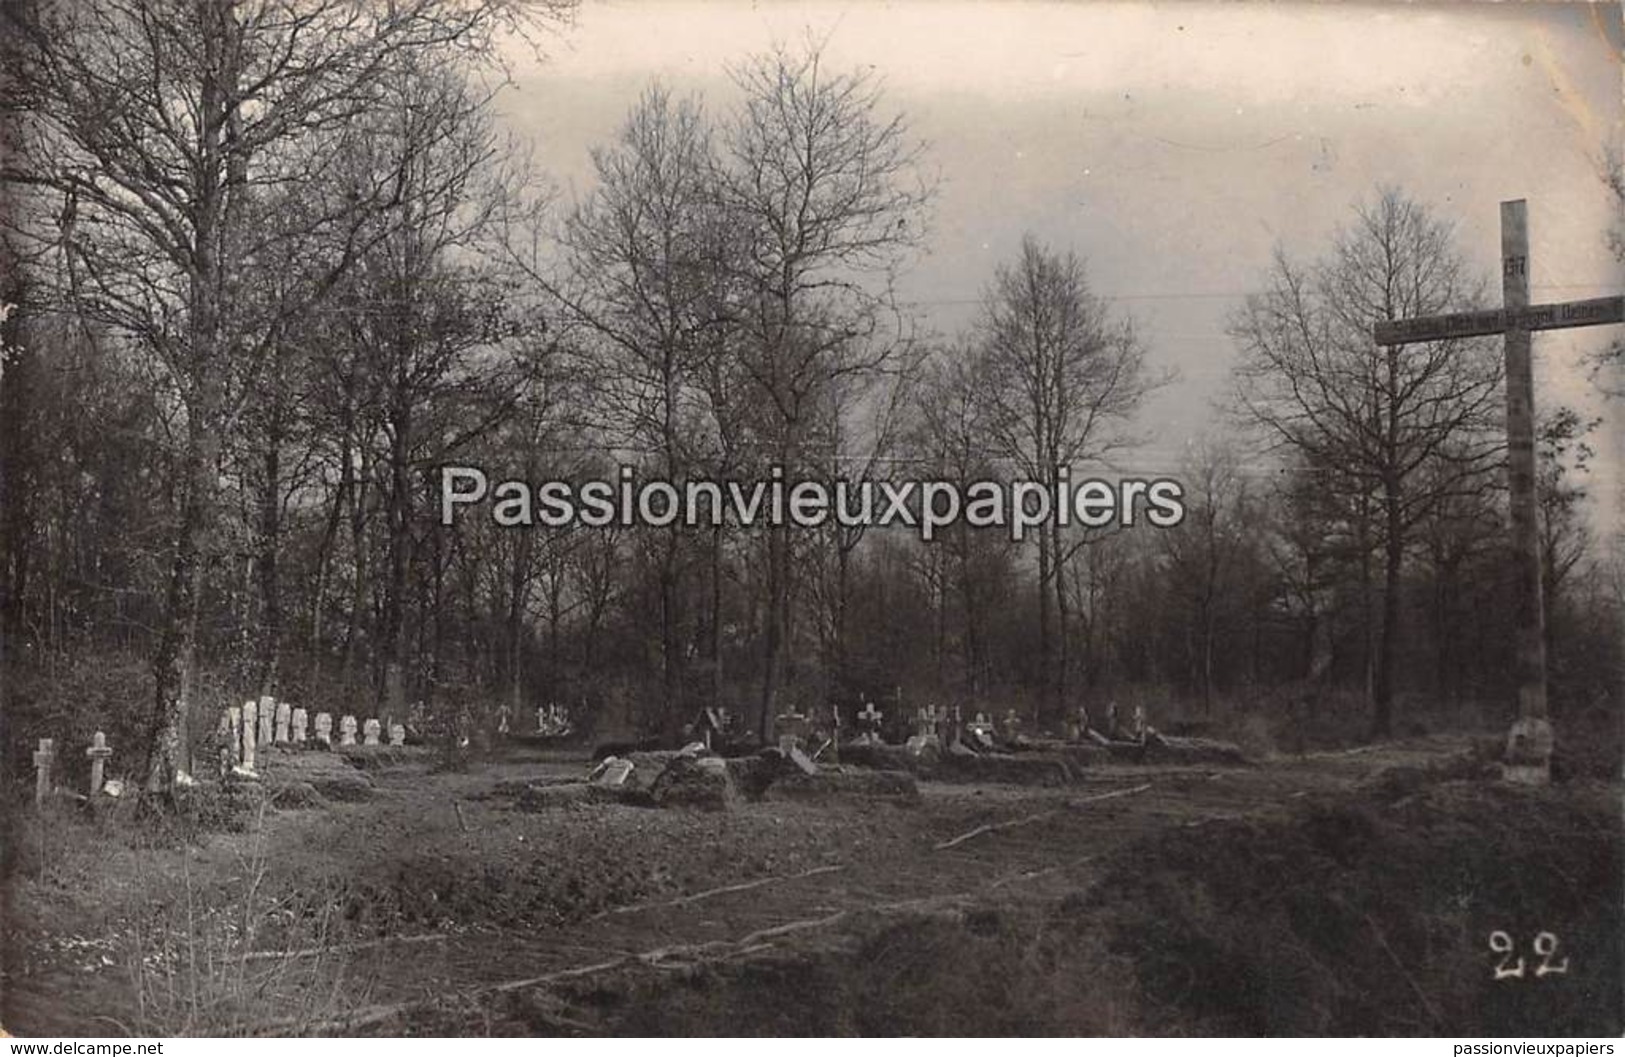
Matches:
[[1, 0, 1621, 1039]]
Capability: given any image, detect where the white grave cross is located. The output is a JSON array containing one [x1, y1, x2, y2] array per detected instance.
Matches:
[[86, 731, 113, 796], [33, 738, 55, 805]]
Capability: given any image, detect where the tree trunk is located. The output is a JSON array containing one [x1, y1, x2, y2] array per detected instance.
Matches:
[[709, 524, 725, 710], [660, 528, 682, 729], [1052, 522, 1072, 725], [1035, 522, 1053, 713], [255, 412, 283, 699], [758, 522, 788, 743], [378, 393, 411, 716], [341, 442, 368, 693], [1373, 477, 1404, 739], [508, 529, 531, 715], [148, 374, 219, 789], [147, 2, 233, 788], [307, 449, 349, 700]]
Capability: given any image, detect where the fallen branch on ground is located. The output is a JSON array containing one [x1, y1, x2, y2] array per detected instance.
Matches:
[[242, 931, 448, 962], [589, 863, 844, 921], [1072, 782, 1154, 805], [934, 809, 1058, 851], [933, 782, 1153, 851]]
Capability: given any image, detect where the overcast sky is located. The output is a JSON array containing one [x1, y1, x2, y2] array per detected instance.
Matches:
[[497, 0, 1624, 527]]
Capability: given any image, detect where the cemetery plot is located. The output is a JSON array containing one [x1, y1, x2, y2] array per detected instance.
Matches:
[[11, 728, 1611, 1038]]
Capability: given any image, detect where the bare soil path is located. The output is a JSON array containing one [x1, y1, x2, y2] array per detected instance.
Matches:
[[3, 735, 1491, 1035]]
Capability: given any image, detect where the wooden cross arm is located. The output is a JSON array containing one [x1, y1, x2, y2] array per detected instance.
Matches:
[[1375, 295, 1624, 346]]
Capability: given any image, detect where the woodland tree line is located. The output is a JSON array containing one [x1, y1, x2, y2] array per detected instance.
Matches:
[[1, 0, 1619, 788]]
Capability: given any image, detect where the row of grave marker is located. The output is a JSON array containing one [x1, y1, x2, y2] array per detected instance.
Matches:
[[32, 732, 117, 804], [494, 702, 572, 736], [764, 700, 1149, 751], [29, 698, 418, 804], [217, 697, 405, 775], [31, 697, 1153, 805]]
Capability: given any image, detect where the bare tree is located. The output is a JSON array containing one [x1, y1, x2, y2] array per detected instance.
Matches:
[[1, 0, 569, 787], [1230, 187, 1503, 737], [909, 346, 1017, 699], [978, 234, 1157, 722], [805, 347, 920, 705], [559, 86, 733, 730], [716, 40, 932, 740], [1156, 441, 1252, 713]]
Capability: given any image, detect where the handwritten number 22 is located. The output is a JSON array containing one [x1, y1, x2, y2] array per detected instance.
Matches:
[[1489, 931, 1568, 980]]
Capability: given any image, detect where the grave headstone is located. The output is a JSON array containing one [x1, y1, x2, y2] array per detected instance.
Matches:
[[314, 712, 333, 747], [595, 757, 634, 787], [388, 722, 406, 747], [1130, 703, 1148, 743], [258, 695, 275, 750], [362, 717, 381, 746], [496, 704, 511, 734], [33, 738, 55, 805], [291, 707, 308, 744], [86, 731, 113, 796], [274, 700, 292, 744], [240, 700, 259, 772], [339, 714, 357, 746]]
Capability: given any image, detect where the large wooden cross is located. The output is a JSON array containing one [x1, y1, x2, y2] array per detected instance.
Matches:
[[1374, 199, 1623, 784]]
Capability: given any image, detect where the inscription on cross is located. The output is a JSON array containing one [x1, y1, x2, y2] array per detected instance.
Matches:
[[1373, 199, 1621, 785]]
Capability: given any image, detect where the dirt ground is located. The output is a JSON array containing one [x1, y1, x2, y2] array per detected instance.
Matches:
[[3, 734, 1619, 1036]]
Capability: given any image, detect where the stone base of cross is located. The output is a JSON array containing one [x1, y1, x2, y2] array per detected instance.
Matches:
[[1503, 717, 1554, 786], [774, 710, 810, 753]]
